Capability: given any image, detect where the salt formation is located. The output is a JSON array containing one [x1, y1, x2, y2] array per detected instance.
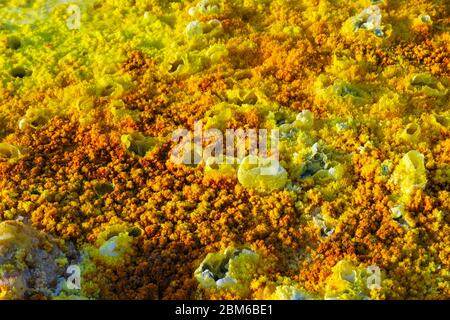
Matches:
[[352, 6, 384, 37]]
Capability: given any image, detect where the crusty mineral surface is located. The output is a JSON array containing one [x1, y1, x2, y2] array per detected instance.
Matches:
[[0, 221, 66, 299]]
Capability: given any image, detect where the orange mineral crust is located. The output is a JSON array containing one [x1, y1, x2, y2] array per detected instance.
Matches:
[[0, 0, 449, 300]]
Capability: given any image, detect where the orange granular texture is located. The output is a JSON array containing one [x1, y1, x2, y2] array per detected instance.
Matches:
[[0, 0, 449, 300]]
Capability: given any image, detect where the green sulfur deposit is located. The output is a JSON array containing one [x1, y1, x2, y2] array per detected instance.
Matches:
[[237, 155, 288, 192]]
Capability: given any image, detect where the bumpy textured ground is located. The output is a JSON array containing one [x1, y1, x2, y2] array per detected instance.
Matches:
[[0, 0, 449, 300]]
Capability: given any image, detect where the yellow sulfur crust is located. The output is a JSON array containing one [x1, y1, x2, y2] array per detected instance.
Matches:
[[0, 0, 448, 300]]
